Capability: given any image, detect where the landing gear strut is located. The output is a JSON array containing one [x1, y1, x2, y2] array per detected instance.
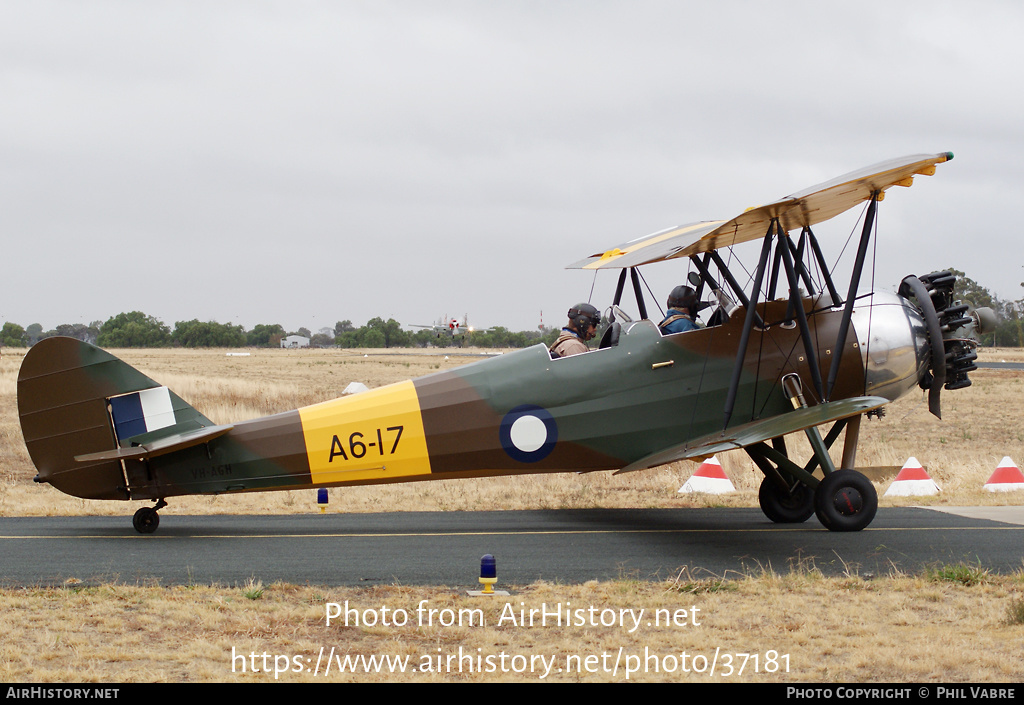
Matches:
[[746, 404, 879, 531], [133, 499, 167, 534], [750, 443, 878, 531]]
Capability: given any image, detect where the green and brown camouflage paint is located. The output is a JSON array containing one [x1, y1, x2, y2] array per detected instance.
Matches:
[[18, 299, 864, 502]]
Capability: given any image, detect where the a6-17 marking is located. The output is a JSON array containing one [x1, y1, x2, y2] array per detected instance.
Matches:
[[329, 426, 404, 462]]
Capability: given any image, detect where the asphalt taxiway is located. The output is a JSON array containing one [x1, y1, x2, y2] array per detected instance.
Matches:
[[1, 507, 1022, 587]]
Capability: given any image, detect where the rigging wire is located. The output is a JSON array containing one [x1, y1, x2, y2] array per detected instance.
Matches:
[[831, 200, 871, 279], [636, 268, 664, 319]]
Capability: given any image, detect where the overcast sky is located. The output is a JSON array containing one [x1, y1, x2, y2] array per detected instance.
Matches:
[[4, 1, 1022, 334]]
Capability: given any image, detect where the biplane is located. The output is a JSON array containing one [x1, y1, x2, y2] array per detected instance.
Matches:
[[18, 152, 991, 534]]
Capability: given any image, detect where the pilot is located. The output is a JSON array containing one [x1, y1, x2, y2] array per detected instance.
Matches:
[[549, 303, 601, 358], [658, 285, 701, 334]]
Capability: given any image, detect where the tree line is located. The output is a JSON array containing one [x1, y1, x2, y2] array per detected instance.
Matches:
[[0, 312, 558, 349], [949, 269, 1024, 347], [1, 269, 1021, 349]]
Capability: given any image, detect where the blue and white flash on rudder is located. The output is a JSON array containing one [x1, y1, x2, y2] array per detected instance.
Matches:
[[109, 387, 176, 441], [499, 405, 557, 463]]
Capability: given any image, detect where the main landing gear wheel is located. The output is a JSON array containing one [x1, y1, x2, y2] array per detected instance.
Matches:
[[758, 478, 815, 523], [813, 470, 878, 532]]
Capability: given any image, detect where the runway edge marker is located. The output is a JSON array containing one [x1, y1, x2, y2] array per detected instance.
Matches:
[[883, 457, 941, 497], [679, 456, 735, 495], [984, 456, 1024, 492]]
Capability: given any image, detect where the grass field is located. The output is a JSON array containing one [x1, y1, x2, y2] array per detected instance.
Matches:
[[1, 345, 1022, 682]]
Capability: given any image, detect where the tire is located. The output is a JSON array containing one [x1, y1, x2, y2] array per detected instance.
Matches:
[[758, 478, 815, 523], [813, 469, 878, 532], [133, 507, 160, 534]]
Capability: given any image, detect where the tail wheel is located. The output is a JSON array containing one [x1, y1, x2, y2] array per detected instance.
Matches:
[[132, 503, 163, 534], [813, 469, 878, 532], [758, 478, 815, 523]]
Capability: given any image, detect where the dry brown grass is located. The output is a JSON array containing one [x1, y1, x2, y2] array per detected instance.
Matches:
[[2, 345, 1023, 682], [2, 572, 1023, 682]]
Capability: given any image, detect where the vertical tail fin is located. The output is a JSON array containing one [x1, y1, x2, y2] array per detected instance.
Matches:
[[18, 337, 214, 500]]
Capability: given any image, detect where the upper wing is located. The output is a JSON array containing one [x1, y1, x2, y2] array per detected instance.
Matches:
[[567, 152, 953, 270]]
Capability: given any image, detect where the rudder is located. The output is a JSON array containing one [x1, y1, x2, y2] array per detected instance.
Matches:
[[17, 337, 214, 500]]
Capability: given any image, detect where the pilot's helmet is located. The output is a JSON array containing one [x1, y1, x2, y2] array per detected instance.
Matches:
[[667, 285, 698, 312], [568, 303, 601, 333]]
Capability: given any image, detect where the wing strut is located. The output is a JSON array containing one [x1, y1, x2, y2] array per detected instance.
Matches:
[[825, 191, 879, 401], [779, 228, 825, 401], [766, 238, 786, 301], [767, 234, 816, 303], [803, 227, 843, 308], [610, 267, 650, 322], [612, 268, 628, 306], [689, 253, 717, 297], [722, 220, 776, 430], [630, 268, 649, 320], [785, 233, 819, 312]]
